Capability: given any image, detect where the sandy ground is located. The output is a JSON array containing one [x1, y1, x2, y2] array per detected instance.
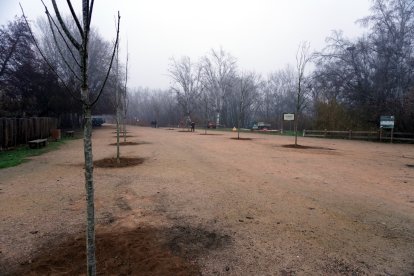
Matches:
[[1, 125, 414, 275]]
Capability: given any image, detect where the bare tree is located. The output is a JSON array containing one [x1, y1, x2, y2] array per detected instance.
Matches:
[[294, 41, 311, 145], [115, 35, 121, 163], [201, 48, 236, 127], [21, 1, 120, 274], [260, 66, 296, 130], [168, 56, 203, 129], [122, 49, 129, 141], [236, 72, 260, 139], [201, 88, 214, 134], [312, 0, 414, 132], [0, 17, 32, 79]]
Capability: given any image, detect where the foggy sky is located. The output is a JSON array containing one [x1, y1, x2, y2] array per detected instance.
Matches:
[[1, 0, 372, 90]]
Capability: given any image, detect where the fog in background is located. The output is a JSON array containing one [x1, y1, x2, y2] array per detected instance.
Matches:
[[1, 0, 371, 89]]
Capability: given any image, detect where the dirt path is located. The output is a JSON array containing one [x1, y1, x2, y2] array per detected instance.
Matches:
[[1, 125, 414, 275]]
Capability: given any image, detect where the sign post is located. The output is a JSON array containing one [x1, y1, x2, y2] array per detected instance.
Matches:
[[380, 116, 395, 143], [283, 113, 295, 121], [283, 113, 295, 135]]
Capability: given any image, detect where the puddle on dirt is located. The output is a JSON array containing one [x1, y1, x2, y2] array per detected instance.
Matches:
[[9, 224, 231, 276]]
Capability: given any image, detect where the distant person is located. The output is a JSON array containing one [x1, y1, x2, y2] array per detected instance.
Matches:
[[191, 121, 195, 132], [151, 120, 157, 128]]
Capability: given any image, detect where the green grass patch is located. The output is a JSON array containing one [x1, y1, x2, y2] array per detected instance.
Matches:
[[0, 137, 74, 169]]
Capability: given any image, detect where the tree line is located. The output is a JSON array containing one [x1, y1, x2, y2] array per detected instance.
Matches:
[[1, 0, 413, 132], [129, 0, 414, 132]]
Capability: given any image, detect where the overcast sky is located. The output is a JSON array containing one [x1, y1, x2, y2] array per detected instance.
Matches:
[[1, 0, 372, 90]]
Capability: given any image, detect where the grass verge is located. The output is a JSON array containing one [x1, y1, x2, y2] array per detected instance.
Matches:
[[0, 137, 73, 169]]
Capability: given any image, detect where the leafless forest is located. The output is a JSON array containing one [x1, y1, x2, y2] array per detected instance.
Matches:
[[1, 0, 413, 132]]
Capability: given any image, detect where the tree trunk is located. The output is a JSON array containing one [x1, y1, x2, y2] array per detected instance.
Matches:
[[116, 104, 120, 163], [237, 116, 241, 139], [123, 110, 127, 142], [294, 115, 298, 145], [115, 44, 120, 163], [83, 104, 96, 276], [204, 97, 208, 135]]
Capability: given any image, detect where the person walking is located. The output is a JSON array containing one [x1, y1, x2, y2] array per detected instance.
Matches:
[[191, 121, 195, 132]]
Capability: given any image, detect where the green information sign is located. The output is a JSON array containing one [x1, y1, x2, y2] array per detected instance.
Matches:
[[380, 115, 394, 129]]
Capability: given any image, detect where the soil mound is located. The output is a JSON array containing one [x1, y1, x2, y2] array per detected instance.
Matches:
[[199, 133, 223, 136], [230, 137, 253, 140], [282, 144, 334, 150], [112, 135, 135, 138], [109, 141, 148, 146], [94, 157, 145, 168], [15, 227, 199, 276]]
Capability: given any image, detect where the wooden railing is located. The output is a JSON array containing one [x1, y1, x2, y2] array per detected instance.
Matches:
[[303, 129, 414, 143]]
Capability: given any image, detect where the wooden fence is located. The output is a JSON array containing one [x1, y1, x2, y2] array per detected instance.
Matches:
[[0, 117, 58, 150], [303, 129, 414, 143]]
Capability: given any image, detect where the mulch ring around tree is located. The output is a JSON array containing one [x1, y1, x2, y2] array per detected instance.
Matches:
[[13, 227, 201, 276], [94, 157, 145, 168], [230, 137, 253, 141], [282, 144, 335, 150], [109, 141, 149, 146]]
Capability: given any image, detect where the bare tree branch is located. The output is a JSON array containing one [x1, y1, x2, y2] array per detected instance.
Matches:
[[46, 12, 81, 81], [66, 0, 84, 38], [90, 11, 120, 106], [40, 1, 81, 67], [88, 0, 95, 28], [51, 0, 81, 50], [19, 3, 82, 102]]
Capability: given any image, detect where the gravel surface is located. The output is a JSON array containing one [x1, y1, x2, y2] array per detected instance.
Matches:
[[1, 125, 413, 275]]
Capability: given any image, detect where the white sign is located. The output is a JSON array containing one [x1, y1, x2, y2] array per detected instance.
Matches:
[[283, 113, 295, 121], [380, 115, 394, 129]]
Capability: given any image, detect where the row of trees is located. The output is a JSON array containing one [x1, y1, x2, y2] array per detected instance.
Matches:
[[128, 45, 311, 133], [128, 0, 414, 133], [2, 0, 413, 133], [313, 0, 414, 132]]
